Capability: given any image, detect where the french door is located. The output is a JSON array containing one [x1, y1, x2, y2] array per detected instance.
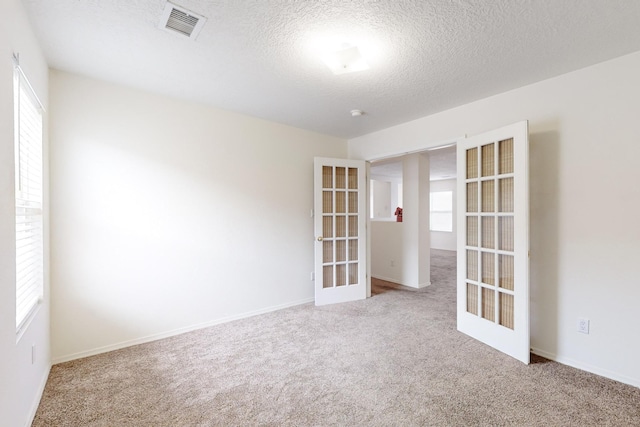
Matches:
[[313, 158, 367, 306], [457, 121, 530, 364]]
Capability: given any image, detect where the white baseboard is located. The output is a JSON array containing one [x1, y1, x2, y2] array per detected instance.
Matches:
[[531, 347, 639, 389], [372, 275, 431, 289], [52, 297, 314, 365], [26, 363, 51, 427], [372, 274, 404, 284]]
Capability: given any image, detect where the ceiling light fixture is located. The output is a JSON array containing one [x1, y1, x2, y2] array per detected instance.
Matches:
[[323, 45, 370, 75]]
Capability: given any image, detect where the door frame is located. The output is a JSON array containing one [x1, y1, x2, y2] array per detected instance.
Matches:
[[361, 136, 463, 297]]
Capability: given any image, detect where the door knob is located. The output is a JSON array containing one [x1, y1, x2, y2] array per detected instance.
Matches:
[[317, 236, 323, 241]]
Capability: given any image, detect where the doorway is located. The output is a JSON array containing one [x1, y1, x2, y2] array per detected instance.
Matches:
[[369, 144, 457, 290]]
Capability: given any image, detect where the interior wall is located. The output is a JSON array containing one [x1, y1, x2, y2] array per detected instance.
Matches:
[[370, 172, 402, 219], [0, 1, 51, 425], [349, 51, 640, 387], [371, 180, 392, 218], [430, 179, 457, 251], [402, 153, 430, 288], [371, 222, 404, 283], [49, 70, 346, 362], [370, 153, 430, 288]]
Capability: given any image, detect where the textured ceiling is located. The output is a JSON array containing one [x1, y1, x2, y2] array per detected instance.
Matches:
[[22, 0, 640, 138], [371, 145, 456, 181]]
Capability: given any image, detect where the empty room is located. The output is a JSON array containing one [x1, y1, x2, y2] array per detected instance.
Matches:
[[2, 0, 640, 425]]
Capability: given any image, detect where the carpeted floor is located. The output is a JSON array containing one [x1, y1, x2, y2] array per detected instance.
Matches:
[[33, 250, 640, 426]]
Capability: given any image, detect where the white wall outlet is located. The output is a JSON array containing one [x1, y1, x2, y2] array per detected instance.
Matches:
[[310, 271, 314, 281], [577, 318, 590, 334]]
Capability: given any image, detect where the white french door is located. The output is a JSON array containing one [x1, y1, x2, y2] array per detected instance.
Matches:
[[313, 157, 367, 306], [456, 121, 530, 364]]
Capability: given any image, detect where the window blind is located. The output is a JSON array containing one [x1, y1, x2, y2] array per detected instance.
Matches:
[[430, 191, 453, 232], [14, 60, 44, 332]]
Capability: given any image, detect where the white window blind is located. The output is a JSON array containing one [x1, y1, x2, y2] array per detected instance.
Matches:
[[430, 191, 453, 232], [14, 59, 44, 332]]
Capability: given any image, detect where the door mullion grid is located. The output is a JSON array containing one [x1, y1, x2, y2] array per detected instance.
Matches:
[[456, 122, 529, 363], [331, 166, 338, 288], [475, 147, 482, 317], [493, 139, 500, 325], [346, 184, 351, 286]]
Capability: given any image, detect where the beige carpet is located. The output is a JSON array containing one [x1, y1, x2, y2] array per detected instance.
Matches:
[[33, 250, 640, 426]]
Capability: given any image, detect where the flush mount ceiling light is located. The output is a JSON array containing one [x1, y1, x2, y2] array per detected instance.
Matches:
[[322, 45, 370, 75], [159, 1, 207, 39]]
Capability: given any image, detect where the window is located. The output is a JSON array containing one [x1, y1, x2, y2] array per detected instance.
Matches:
[[14, 59, 44, 332], [430, 191, 453, 232]]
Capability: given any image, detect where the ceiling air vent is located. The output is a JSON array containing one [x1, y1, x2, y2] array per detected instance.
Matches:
[[159, 2, 207, 39]]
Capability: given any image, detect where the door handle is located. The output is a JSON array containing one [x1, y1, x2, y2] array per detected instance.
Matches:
[[317, 236, 323, 242]]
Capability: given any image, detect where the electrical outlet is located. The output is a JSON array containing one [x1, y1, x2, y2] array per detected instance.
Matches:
[[310, 271, 315, 281], [577, 318, 590, 334]]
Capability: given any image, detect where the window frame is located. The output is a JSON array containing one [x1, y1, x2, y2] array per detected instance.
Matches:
[[14, 58, 45, 335]]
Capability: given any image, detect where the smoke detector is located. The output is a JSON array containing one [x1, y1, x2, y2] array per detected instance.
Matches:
[[159, 2, 207, 39], [351, 109, 364, 117]]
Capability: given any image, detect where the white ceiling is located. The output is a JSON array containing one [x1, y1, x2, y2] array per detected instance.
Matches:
[[370, 145, 456, 181], [22, 0, 640, 139], [428, 146, 457, 181]]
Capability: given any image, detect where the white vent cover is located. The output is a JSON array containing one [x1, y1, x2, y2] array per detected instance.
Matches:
[[159, 2, 207, 39]]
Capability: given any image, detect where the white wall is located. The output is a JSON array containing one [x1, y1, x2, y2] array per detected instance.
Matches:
[[371, 154, 430, 288], [0, 1, 51, 425], [371, 179, 392, 219], [430, 179, 457, 251], [371, 221, 404, 283], [401, 153, 430, 288], [349, 51, 640, 387], [370, 173, 402, 219], [49, 70, 346, 362]]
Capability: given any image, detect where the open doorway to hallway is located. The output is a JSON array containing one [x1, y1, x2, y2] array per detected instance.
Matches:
[[369, 144, 457, 290]]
